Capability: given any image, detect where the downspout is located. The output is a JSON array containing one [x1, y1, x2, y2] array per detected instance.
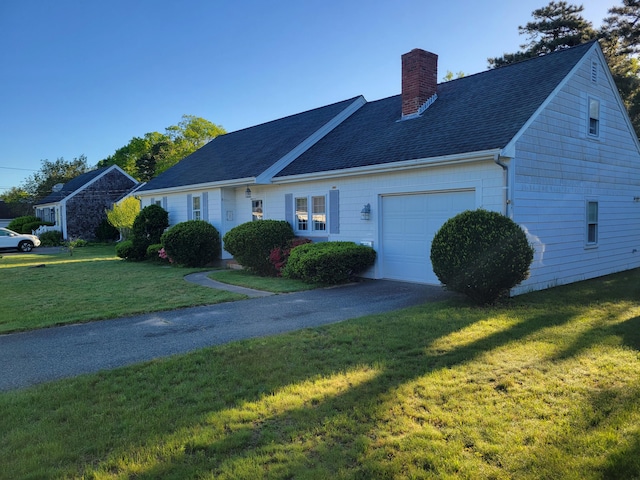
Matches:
[[494, 153, 511, 218]]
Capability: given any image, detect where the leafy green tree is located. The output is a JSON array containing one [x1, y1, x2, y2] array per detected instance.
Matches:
[[97, 132, 169, 178], [442, 70, 465, 82], [106, 196, 140, 241], [98, 115, 225, 180], [23, 156, 90, 202], [162, 115, 225, 174], [0, 187, 33, 216]]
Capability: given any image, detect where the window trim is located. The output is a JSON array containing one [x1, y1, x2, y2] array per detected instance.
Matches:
[[192, 195, 202, 221], [586, 199, 599, 247], [294, 195, 327, 233], [252, 199, 263, 221], [588, 97, 600, 137]]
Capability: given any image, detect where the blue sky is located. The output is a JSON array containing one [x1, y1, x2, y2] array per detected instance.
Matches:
[[0, 0, 614, 193]]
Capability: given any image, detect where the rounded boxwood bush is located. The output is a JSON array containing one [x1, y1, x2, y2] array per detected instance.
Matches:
[[283, 241, 377, 284], [222, 220, 294, 275], [161, 220, 221, 267], [430, 209, 534, 304], [115, 239, 136, 260]]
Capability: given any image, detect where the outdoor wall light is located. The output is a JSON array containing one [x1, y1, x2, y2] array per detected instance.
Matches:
[[245, 186, 252, 198], [361, 203, 371, 220]]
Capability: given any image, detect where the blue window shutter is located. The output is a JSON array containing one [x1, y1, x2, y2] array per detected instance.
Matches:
[[162, 197, 167, 210], [329, 190, 340, 234], [150, 197, 155, 205], [202, 192, 209, 221], [285, 194, 293, 226], [187, 194, 193, 220]]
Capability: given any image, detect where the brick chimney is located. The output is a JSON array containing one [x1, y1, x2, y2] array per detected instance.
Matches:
[[401, 48, 438, 117]]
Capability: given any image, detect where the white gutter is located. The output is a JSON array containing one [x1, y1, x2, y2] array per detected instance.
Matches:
[[271, 148, 502, 184]]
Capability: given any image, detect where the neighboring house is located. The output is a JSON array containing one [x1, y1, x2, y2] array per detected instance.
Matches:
[[0, 201, 18, 228], [34, 165, 139, 240], [136, 41, 640, 294]]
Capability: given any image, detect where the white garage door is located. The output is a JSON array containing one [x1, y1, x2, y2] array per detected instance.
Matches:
[[381, 190, 475, 284]]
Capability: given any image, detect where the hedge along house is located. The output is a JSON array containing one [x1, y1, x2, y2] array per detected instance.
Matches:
[[137, 41, 640, 294], [34, 165, 139, 240]]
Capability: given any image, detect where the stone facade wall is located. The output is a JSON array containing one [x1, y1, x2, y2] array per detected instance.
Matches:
[[66, 171, 137, 240]]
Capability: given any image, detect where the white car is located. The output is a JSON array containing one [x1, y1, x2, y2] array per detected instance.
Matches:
[[0, 227, 41, 252]]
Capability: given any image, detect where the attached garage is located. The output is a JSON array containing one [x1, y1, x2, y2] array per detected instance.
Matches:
[[380, 190, 475, 284]]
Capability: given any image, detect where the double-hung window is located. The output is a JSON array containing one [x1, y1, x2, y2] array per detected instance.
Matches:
[[192, 195, 201, 221], [586, 200, 598, 246], [588, 98, 600, 137], [295, 195, 326, 233]]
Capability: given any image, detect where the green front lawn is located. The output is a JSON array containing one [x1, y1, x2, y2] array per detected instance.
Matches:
[[1, 268, 639, 479], [0, 245, 245, 333], [208, 269, 319, 293]]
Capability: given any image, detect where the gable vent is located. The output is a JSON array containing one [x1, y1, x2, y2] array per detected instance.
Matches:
[[591, 61, 598, 84]]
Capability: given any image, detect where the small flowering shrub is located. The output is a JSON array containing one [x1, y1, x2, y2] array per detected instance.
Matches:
[[223, 220, 294, 276], [157, 247, 173, 263], [269, 237, 313, 275]]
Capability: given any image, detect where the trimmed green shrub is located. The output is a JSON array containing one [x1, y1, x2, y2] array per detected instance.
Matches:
[[115, 240, 136, 260], [430, 209, 535, 305], [7, 216, 51, 234], [39, 230, 63, 247], [223, 220, 294, 275], [128, 204, 169, 260], [283, 241, 377, 284], [161, 220, 221, 267], [95, 218, 119, 242]]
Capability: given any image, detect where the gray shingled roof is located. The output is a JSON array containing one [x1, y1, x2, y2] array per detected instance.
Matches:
[[138, 97, 362, 191], [35, 167, 111, 205], [137, 41, 595, 190], [276, 41, 596, 177]]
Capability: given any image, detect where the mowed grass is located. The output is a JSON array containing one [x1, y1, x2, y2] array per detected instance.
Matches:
[[209, 268, 319, 293], [1, 268, 639, 479], [0, 245, 245, 333]]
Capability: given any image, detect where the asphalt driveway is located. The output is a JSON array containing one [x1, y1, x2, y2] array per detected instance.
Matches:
[[0, 279, 454, 391]]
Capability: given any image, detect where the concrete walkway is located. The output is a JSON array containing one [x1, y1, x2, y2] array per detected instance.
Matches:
[[0, 278, 454, 391], [184, 271, 274, 297]]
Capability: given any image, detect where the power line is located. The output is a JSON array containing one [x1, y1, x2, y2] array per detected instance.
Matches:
[[0, 166, 38, 172]]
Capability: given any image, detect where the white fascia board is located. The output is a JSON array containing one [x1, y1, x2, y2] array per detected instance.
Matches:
[[272, 148, 501, 184], [255, 96, 367, 184], [135, 177, 255, 197]]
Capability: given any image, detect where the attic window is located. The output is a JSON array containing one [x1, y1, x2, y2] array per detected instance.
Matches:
[[591, 61, 598, 84]]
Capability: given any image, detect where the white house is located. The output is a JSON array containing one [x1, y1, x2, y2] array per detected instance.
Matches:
[[34, 165, 139, 240], [136, 41, 640, 294]]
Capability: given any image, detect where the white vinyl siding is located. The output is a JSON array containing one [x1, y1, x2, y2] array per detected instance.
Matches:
[[512, 53, 640, 293]]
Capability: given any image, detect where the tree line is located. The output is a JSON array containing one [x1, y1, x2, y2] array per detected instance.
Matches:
[[1, 114, 225, 208]]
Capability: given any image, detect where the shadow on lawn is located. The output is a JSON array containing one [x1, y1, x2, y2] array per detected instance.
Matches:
[[93, 301, 614, 478], [7, 271, 640, 479]]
